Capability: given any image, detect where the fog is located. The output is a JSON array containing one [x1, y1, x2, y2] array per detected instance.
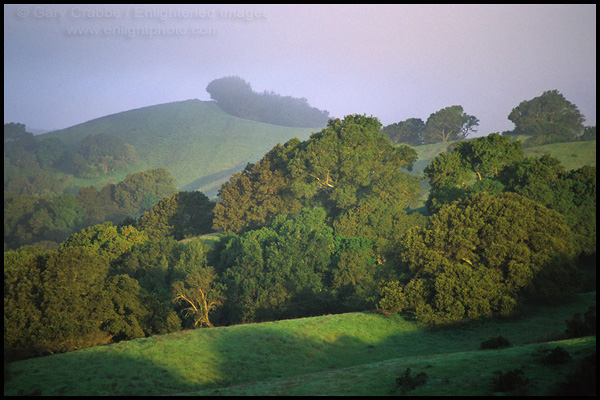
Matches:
[[3, 4, 596, 136]]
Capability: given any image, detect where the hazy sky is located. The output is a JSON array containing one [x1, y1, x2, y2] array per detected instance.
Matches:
[[4, 4, 597, 136]]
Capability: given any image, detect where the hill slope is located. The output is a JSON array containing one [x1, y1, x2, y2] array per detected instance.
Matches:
[[39, 100, 318, 196], [4, 292, 595, 396]]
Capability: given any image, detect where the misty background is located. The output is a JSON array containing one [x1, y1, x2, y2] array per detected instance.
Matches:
[[3, 4, 596, 136]]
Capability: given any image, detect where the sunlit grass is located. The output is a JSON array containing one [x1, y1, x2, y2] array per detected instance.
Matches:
[[191, 336, 595, 396], [4, 292, 595, 396]]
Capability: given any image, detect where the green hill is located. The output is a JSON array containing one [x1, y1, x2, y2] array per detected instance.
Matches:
[[38, 105, 594, 200], [4, 292, 595, 396], [39, 100, 318, 197]]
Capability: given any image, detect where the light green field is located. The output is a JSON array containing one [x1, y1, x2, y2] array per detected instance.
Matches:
[[4, 292, 595, 396], [39, 100, 318, 196]]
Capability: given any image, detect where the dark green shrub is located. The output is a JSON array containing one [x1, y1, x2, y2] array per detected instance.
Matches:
[[396, 367, 428, 393], [480, 335, 512, 350], [565, 306, 596, 338], [493, 368, 530, 395], [535, 346, 572, 365]]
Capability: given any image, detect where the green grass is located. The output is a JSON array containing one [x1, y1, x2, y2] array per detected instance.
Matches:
[[39, 100, 318, 197], [409, 137, 596, 176], [523, 140, 597, 171], [4, 292, 595, 396], [37, 104, 594, 200]]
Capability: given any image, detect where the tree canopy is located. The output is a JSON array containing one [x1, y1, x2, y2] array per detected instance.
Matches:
[[379, 192, 579, 325], [507, 90, 585, 144], [213, 115, 421, 235], [423, 105, 479, 144], [381, 118, 425, 146], [136, 191, 215, 241]]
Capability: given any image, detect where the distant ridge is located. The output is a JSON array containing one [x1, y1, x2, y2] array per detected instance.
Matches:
[[40, 99, 320, 197]]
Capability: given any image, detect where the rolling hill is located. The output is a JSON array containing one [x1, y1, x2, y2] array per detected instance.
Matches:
[[39, 99, 319, 197], [36, 103, 594, 200], [4, 291, 595, 396]]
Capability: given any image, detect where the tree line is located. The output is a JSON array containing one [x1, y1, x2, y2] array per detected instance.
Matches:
[[4, 168, 177, 250], [206, 76, 330, 128], [382, 90, 595, 146], [4, 124, 142, 198], [5, 113, 595, 363]]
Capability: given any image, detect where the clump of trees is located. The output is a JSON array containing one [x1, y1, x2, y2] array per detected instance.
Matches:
[[4, 168, 178, 250], [72, 133, 140, 178], [381, 105, 479, 145], [4, 226, 181, 360], [505, 90, 588, 146], [136, 191, 215, 241], [423, 133, 596, 258], [4, 102, 596, 364], [378, 192, 579, 324], [4, 123, 72, 196], [214, 207, 384, 325], [4, 221, 224, 361], [213, 115, 422, 235], [206, 76, 330, 128]]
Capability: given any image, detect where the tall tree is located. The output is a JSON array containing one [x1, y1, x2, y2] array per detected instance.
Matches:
[[508, 90, 585, 141], [423, 105, 479, 144], [206, 76, 329, 127], [172, 267, 225, 328]]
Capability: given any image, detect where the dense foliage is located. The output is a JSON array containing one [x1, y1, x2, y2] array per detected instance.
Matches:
[[381, 105, 479, 145], [4, 90, 596, 365], [72, 133, 140, 178], [506, 90, 586, 146], [206, 76, 329, 128], [4, 123, 72, 196], [214, 115, 422, 235], [381, 118, 425, 146], [424, 133, 596, 257], [136, 191, 215, 241], [4, 168, 178, 250], [214, 207, 382, 324], [378, 192, 580, 324]]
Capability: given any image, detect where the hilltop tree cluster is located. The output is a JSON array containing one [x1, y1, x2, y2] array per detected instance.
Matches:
[[206, 76, 330, 128], [506, 90, 587, 146], [4, 91, 597, 363], [381, 105, 479, 145]]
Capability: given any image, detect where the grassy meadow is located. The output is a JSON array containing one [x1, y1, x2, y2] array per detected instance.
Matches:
[[39, 100, 318, 196], [4, 291, 595, 396]]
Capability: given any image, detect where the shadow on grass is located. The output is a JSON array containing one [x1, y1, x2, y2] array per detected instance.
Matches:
[[5, 315, 436, 396], [4, 293, 595, 396]]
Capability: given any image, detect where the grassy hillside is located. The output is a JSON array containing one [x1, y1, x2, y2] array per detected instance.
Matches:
[[4, 291, 595, 396], [39, 100, 318, 197], [38, 105, 593, 200], [409, 137, 596, 176]]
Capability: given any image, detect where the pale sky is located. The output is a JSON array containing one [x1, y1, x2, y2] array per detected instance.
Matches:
[[3, 4, 597, 136]]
